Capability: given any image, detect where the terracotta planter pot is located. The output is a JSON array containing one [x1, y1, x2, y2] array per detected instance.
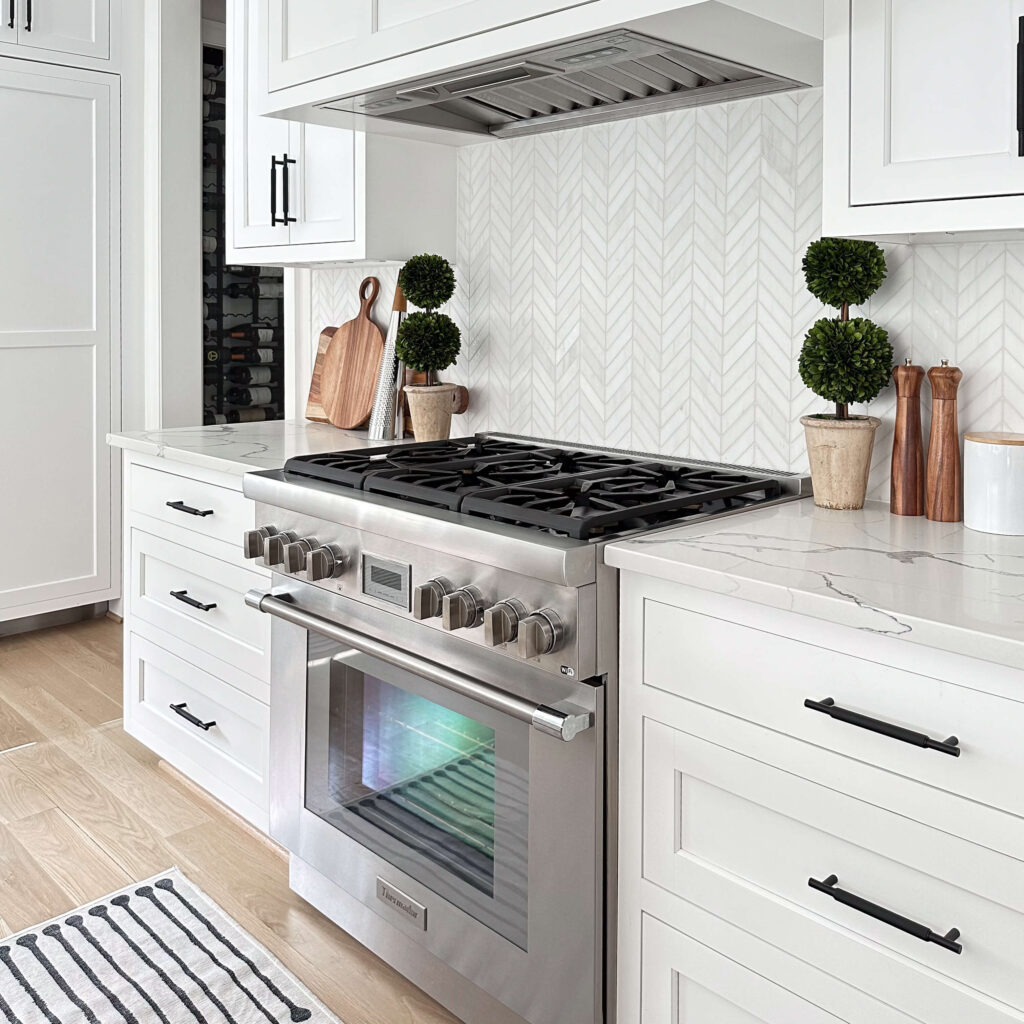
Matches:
[[404, 382, 457, 442], [800, 415, 881, 510]]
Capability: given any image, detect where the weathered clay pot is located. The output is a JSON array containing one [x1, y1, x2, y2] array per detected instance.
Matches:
[[404, 382, 457, 442], [800, 415, 881, 510]]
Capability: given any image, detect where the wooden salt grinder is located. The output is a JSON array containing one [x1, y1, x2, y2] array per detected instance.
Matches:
[[890, 359, 925, 516], [925, 360, 963, 522]]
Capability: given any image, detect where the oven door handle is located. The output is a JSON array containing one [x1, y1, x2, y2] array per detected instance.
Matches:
[[246, 590, 594, 741]]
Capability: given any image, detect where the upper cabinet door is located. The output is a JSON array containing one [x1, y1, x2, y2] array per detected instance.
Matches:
[[285, 121, 359, 246], [265, 0, 593, 93], [267, 0, 373, 90], [16, 0, 110, 60], [849, 0, 1024, 205], [0, 59, 117, 616], [229, 0, 295, 249]]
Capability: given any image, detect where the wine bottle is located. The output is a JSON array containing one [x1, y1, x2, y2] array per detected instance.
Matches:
[[203, 151, 217, 169], [229, 406, 278, 423], [203, 409, 228, 426], [225, 346, 276, 364], [222, 281, 285, 300], [227, 365, 277, 385], [202, 125, 221, 145], [202, 191, 224, 211], [226, 385, 279, 406], [203, 78, 225, 99], [202, 232, 218, 253], [222, 324, 280, 344], [203, 100, 225, 121]]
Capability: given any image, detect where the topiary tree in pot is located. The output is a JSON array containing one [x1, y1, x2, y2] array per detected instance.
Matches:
[[396, 253, 462, 441], [798, 238, 894, 510]]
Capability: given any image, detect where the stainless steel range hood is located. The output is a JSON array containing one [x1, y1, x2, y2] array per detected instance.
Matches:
[[320, 29, 804, 139]]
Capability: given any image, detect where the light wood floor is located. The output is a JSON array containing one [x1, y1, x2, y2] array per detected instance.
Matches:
[[0, 616, 460, 1024]]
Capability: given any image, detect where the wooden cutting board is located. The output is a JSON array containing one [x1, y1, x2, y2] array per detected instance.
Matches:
[[304, 326, 337, 423], [321, 277, 385, 430]]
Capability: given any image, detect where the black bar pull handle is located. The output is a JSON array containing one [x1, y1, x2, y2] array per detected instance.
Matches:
[[23, 0, 29, 30], [170, 702, 216, 731], [166, 499, 214, 517], [270, 153, 278, 225], [169, 589, 217, 612], [281, 153, 296, 225], [8, 0, 14, 30], [1017, 16, 1024, 155], [809, 874, 962, 954], [804, 697, 960, 757]]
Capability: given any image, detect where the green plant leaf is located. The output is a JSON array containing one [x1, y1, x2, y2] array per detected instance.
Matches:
[[798, 316, 893, 406], [398, 253, 456, 310], [396, 310, 461, 374], [802, 237, 886, 308]]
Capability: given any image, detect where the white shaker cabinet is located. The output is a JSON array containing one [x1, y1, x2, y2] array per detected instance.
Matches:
[[0, 59, 119, 621], [0, 0, 111, 62], [228, 0, 456, 265], [825, 0, 1024, 237], [264, 0, 591, 94]]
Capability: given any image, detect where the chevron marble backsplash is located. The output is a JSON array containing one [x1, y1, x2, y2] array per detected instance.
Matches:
[[309, 88, 1024, 499]]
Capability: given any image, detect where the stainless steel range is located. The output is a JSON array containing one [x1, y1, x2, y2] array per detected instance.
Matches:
[[240, 434, 808, 1024]]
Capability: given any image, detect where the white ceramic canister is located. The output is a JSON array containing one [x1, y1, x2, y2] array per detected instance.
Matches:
[[963, 432, 1024, 534]]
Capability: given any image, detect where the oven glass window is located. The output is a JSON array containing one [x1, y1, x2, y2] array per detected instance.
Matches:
[[304, 639, 528, 947]]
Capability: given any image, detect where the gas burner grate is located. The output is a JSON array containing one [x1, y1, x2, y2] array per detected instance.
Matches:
[[283, 436, 787, 539]]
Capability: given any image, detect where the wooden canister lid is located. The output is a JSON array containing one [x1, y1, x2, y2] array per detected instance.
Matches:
[[964, 431, 1024, 446]]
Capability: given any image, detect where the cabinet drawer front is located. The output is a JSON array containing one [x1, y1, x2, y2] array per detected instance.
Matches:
[[126, 632, 267, 806], [641, 914, 846, 1024], [129, 462, 252, 556], [131, 530, 269, 680], [644, 599, 1024, 821], [644, 718, 1024, 1018]]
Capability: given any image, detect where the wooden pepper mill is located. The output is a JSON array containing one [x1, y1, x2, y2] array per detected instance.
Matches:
[[890, 359, 925, 515], [925, 360, 963, 522]]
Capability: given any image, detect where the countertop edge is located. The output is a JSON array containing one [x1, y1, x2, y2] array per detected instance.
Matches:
[[605, 537, 1024, 674], [107, 433, 254, 476]]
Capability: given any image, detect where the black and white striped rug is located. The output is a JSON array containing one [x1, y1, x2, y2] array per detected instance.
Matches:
[[0, 870, 342, 1023]]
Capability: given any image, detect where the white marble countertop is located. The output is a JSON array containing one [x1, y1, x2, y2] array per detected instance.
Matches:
[[107, 420, 402, 476], [606, 499, 1024, 672]]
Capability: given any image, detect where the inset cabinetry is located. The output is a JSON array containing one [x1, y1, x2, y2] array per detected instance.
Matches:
[[228, 0, 456, 265], [0, 0, 111, 62], [824, 0, 1024, 236], [0, 59, 119, 621]]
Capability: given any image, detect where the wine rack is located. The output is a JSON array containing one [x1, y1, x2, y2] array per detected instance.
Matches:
[[202, 44, 285, 425]]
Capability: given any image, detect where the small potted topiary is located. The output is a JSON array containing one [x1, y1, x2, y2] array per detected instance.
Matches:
[[396, 254, 461, 441], [798, 237, 894, 509]]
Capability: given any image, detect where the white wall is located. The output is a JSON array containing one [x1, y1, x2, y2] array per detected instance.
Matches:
[[308, 88, 1024, 499]]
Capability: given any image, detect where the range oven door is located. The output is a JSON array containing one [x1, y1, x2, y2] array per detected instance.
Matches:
[[249, 585, 603, 1024]]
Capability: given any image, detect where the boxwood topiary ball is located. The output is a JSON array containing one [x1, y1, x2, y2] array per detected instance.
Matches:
[[396, 311, 461, 374], [803, 237, 887, 308], [399, 254, 456, 310], [798, 316, 893, 407]]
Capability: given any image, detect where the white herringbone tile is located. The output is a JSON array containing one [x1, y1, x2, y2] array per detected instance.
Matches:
[[308, 86, 1024, 499]]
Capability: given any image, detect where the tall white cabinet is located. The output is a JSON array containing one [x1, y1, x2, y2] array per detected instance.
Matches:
[[0, 58, 119, 621]]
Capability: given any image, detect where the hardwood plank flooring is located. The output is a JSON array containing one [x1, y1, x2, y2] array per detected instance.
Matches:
[[0, 617, 461, 1024]]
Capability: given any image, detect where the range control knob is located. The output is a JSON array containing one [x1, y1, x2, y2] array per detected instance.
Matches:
[[412, 577, 453, 620], [263, 531, 298, 567], [483, 599, 528, 647], [283, 537, 319, 574], [243, 526, 277, 559], [306, 544, 345, 582], [442, 586, 485, 631], [517, 609, 565, 660]]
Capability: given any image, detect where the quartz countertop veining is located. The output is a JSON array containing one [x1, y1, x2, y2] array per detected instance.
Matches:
[[605, 498, 1024, 672], [107, 420, 405, 476]]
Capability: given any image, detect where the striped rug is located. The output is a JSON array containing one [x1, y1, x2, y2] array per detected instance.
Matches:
[[0, 869, 342, 1023]]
